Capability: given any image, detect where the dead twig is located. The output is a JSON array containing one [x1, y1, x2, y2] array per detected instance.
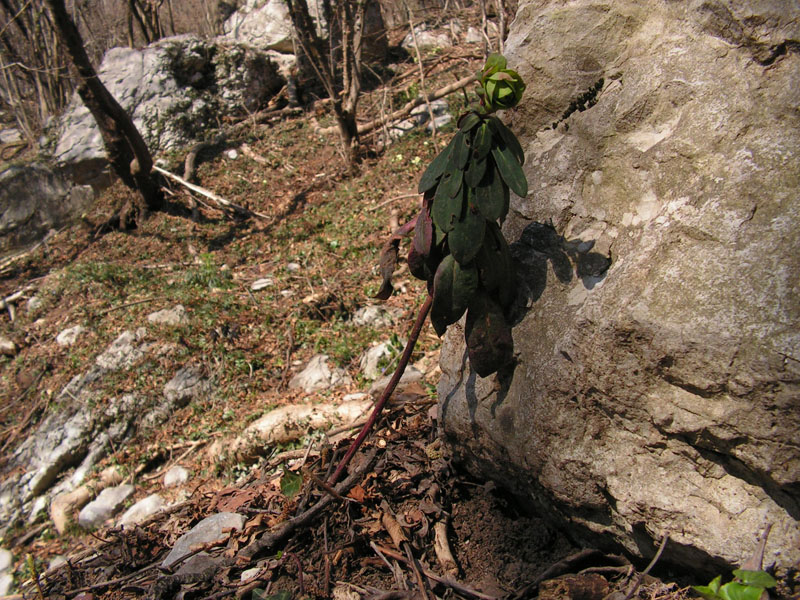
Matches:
[[96, 296, 164, 317], [237, 448, 378, 563], [622, 534, 669, 600], [318, 74, 478, 138], [371, 543, 498, 600], [153, 165, 272, 221]]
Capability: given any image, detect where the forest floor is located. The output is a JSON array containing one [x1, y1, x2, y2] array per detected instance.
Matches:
[[0, 17, 722, 600]]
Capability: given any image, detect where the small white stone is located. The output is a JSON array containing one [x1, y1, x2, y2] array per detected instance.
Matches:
[[0, 573, 11, 596], [28, 495, 48, 523], [118, 494, 166, 526], [0, 548, 12, 572], [227, 149, 238, 159], [164, 465, 190, 488], [241, 567, 261, 582], [56, 325, 86, 347], [251, 278, 274, 291], [147, 305, 187, 326], [286, 262, 301, 272], [78, 484, 135, 529], [26, 296, 43, 314], [0, 336, 16, 356]]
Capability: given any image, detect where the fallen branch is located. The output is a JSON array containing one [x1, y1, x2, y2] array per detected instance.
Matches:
[[184, 133, 226, 182], [318, 74, 478, 138], [236, 448, 378, 563], [96, 296, 164, 317], [371, 543, 498, 600], [153, 165, 271, 221]]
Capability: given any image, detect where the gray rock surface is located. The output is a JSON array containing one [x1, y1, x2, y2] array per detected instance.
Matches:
[[289, 354, 352, 393], [78, 484, 135, 529], [118, 493, 166, 526], [223, 0, 386, 67], [0, 164, 94, 253], [360, 341, 396, 380], [0, 329, 150, 534], [162, 512, 246, 567], [163, 364, 209, 404], [163, 466, 190, 488], [438, 0, 800, 572], [0, 573, 10, 597], [370, 365, 423, 396], [49, 35, 282, 180], [147, 304, 187, 326], [351, 305, 401, 328], [25, 296, 42, 314], [402, 25, 451, 50], [56, 325, 87, 348]]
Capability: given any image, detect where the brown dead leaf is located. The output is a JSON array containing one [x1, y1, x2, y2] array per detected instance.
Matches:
[[348, 484, 367, 503]]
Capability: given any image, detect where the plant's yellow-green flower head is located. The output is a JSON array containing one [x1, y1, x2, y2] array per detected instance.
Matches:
[[478, 53, 525, 112]]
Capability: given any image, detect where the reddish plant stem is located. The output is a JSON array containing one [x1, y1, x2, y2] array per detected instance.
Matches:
[[328, 294, 433, 485]]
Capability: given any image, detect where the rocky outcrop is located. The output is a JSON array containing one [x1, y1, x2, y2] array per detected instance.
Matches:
[[438, 0, 800, 572], [48, 35, 282, 183], [0, 164, 94, 253]]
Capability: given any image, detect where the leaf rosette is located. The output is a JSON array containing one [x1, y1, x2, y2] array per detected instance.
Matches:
[[479, 53, 526, 112]]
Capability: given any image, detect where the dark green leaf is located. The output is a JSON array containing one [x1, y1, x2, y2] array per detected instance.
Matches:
[[492, 142, 528, 198], [719, 583, 766, 600], [418, 140, 453, 194], [465, 155, 488, 188], [431, 255, 478, 336], [733, 571, 777, 589], [438, 166, 463, 199], [475, 164, 509, 222], [465, 291, 513, 377], [448, 194, 485, 265], [488, 117, 525, 165], [487, 222, 515, 308], [449, 130, 470, 171], [472, 122, 492, 161], [458, 111, 481, 133], [432, 181, 465, 233], [475, 224, 509, 293], [280, 469, 302, 498]]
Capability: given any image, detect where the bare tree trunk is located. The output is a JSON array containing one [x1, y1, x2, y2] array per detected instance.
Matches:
[[286, 0, 366, 172], [45, 0, 163, 224]]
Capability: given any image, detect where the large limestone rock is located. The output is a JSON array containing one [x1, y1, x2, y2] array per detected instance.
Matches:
[[439, 0, 800, 572], [0, 164, 94, 253], [49, 35, 282, 182]]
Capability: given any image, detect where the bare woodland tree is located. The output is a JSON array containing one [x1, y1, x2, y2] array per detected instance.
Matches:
[[44, 0, 162, 225], [0, 0, 72, 144], [286, 0, 367, 170]]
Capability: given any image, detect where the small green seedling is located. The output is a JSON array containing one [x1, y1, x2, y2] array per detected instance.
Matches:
[[694, 569, 777, 600]]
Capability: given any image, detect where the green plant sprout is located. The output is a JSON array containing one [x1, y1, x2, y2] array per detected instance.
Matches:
[[327, 54, 527, 485], [694, 569, 777, 600]]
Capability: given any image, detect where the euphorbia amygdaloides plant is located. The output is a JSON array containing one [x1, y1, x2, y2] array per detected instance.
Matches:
[[330, 54, 526, 483], [412, 53, 526, 376]]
